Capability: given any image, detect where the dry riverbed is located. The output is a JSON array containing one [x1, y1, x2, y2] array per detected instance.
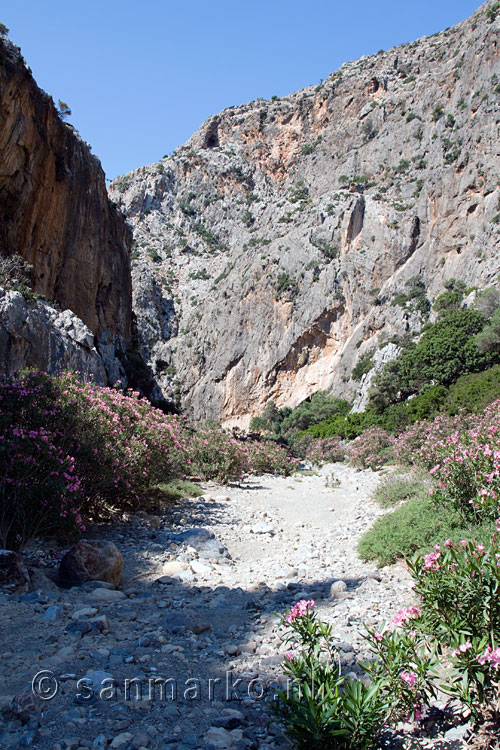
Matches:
[[0, 465, 469, 749]]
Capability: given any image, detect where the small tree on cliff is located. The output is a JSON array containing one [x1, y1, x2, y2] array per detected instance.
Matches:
[[57, 100, 72, 121]]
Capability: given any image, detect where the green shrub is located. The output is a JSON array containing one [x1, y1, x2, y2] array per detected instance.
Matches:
[[486, 2, 500, 22], [156, 479, 203, 502], [474, 307, 500, 354], [432, 105, 444, 121], [444, 365, 500, 414], [306, 410, 379, 440], [473, 287, 500, 318], [351, 353, 374, 381], [399, 309, 491, 387], [369, 309, 496, 411], [357, 495, 493, 567], [373, 470, 429, 508], [404, 385, 448, 422], [250, 400, 285, 437], [433, 290, 463, 314], [281, 393, 350, 435], [275, 272, 299, 300], [300, 143, 315, 155]]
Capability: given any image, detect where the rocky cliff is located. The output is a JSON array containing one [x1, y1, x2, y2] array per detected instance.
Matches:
[[110, 1, 500, 427], [0, 288, 109, 383], [0, 36, 132, 379]]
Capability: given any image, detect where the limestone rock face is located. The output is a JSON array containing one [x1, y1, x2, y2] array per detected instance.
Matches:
[[0, 288, 119, 382], [0, 37, 132, 359], [58, 540, 123, 588], [110, 2, 500, 426]]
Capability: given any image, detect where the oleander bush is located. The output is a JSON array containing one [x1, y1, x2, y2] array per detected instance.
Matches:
[[277, 531, 500, 745], [360, 401, 500, 565], [348, 427, 393, 470], [0, 371, 295, 549], [246, 438, 300, 475], [292, 433, 346, 464]]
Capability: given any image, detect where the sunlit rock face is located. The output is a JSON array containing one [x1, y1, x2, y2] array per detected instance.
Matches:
[[110, 2, 500, 426]]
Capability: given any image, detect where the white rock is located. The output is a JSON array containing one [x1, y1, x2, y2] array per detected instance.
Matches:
[[72, 606, 98, 619]]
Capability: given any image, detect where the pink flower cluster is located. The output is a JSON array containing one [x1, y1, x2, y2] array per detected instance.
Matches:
[[478, 646, 500, 668], [400, 669, 417, 687], [286, 600, 316, 623], [451, 642, 472, 657], [423, 550, 441, 571], [393, 411, 472, 469], [391, 605, 421, 627]]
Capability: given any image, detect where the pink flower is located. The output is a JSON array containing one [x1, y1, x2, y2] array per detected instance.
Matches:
[[374, 632, 384, 641], [400, 670, 417, 687], [391, 605, 421, 627], [423, 551, 441, 570], [285, 600, 316, 623], [452, 641, 472, 657], [479, 647, 500, 668]]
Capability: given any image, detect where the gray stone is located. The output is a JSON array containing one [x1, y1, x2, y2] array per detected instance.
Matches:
[[92, 736, 108, 750], [87, 588, 126, 603], [41, 604, 63, 621], [110, 733, 134, 749], [57, 740, 80, 750], [59, 540, 123, 588], [250, 523, 275, 535], [162, 610, 212, 635], [28, 568, 60, 593], [19, 591, 46, 603], [9, 689, 42, 722]]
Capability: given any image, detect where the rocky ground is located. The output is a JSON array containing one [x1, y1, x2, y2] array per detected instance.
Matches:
[[0, 465, 471, 749]]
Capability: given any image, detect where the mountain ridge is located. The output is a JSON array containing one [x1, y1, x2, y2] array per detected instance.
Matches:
[[110, 0, 500, 427]]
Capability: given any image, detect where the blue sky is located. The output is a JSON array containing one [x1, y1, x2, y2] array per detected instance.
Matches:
[[3, 1, 482, 180]]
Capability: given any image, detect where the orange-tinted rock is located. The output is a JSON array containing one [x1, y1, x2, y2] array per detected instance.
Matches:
[[0, 38, 132, 347]]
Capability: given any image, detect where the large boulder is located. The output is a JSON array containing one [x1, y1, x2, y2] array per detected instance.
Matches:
[[58, 541, 122, 588]]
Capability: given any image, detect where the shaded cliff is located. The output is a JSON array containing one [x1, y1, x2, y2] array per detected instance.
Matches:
[[111, 1, 500, 427], [0, 36, 132, 356]]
